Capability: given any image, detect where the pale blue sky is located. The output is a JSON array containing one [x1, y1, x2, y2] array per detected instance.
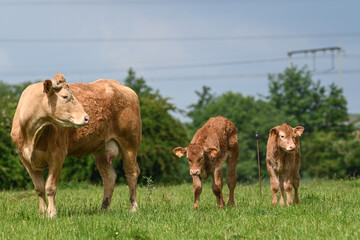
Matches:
[[0, 0, 359, 121]]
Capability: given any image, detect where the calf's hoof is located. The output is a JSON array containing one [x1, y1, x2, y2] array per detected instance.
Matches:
[[227, 201, 235, 207], [130, 202, 138, 212]]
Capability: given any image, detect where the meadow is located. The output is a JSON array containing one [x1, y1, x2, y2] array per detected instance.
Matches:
[[0, 179, 359, 240]]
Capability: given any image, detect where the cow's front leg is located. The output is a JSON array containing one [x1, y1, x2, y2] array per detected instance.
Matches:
[[270, 175, 279, 206], [284, 178, 293, 205], [192, 176, 202, 210], [212, 168, 225, 208], [279, 177, 286, 206], [46, 158, 64, 218], [19, 155, 47, 216]]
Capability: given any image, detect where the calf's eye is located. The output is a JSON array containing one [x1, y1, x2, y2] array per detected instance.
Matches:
[[280, 135, 285, 139]]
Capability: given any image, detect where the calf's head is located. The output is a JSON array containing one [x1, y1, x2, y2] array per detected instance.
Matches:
[[173, 144, 218, 178], [270, 123, 304, 152], [43, 73, 89, 128]]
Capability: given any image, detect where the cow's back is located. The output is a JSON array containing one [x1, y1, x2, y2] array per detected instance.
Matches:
[[67, 79, 141, 157], [191, 116, 237, 152]]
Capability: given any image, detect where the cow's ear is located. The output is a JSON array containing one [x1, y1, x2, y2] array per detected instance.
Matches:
[[294, 126, 304, 137], [270, 127, 278, 137], [43, 79, 54, 95], [204, 146, 218, 158], [173, 147, 187, 158]]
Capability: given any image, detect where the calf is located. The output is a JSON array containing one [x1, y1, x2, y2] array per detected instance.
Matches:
[[266, 123, 304, 206], [173, 116, 238, 209]]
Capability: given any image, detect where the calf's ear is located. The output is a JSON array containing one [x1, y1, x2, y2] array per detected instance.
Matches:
[[173, 147, 187, 158], [270, 127, 278, 137], [204, 146, 219, 158], [294, 126, 305, 136], [43, 79, 54, 95]]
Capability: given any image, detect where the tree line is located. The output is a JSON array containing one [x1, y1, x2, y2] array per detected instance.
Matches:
[[0, 66, 359, 190]]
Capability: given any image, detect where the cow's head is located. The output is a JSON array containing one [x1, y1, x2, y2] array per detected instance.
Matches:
[[270, 123, 304, 152], [173, 144, 218, 178], [43, 73, 89, 128]]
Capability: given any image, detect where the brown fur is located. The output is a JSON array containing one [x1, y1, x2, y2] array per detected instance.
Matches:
[[173, 116, 238, 209], [266, 123, 304, 206], [11, 75, 141, 217]]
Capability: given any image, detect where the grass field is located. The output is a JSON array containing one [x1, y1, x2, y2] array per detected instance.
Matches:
[[0, 179, 359, 240]]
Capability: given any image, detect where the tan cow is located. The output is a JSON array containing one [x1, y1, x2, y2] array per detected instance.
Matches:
[[11, 73, 141, 218], [266, 123, 304, 206], [173, 116, 238, 209]]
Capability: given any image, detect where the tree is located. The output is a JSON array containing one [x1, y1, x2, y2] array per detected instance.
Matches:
[[124, 69, 190, 183], [0, 81, 32, 189], [267, 66, 350, 132]]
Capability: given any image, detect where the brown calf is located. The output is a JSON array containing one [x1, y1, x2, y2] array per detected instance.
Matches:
[[173, 116, 238, 209], [266, 123, 304, 206]]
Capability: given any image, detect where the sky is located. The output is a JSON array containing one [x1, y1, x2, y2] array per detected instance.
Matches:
[[0, 0, 359, 122]]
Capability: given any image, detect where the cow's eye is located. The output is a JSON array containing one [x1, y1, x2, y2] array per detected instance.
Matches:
[[280, 135, 285, 139], [61, 95, 69, 100]]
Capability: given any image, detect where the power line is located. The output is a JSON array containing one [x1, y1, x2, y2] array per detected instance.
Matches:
[[0, 0, 343, 5], [1, 33, 360, 43], [3, 53, 360, 71]]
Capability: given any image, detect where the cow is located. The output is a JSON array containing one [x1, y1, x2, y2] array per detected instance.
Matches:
[[11, 73, 141, 218], [173, 116, 238, 209], [266, 123, 304, 206]]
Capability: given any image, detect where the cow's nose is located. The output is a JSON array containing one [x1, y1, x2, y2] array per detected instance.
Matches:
[[84, 114, 90, 124], [289, 145, 295, 150], [190, 169, 200, 176]]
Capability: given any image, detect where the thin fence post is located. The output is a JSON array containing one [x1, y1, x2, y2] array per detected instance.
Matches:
[[255, 132, 262, 196]]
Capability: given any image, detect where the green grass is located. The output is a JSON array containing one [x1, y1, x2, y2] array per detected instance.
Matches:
[[1, 179, 360, 240]]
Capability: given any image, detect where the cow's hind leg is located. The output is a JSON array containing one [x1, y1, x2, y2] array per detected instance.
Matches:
[[21, 157, 47, 216], [293, 172, 300, 204], [226, 154, 237, 206], [94, 148, 117, 210], [122, 149, 140, 211]]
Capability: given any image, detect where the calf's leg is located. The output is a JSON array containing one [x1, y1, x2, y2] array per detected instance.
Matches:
[[269, 173, 279, 205], [226, 155, 237, 206], [293, 172, 300, 204], [279, 177, 286, 206], [212, 168, 225, 208], [284, 178, 293, 205], [192, 176, 202, 209]]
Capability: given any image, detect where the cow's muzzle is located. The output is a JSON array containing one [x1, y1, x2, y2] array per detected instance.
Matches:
[[190, 169, 200, 176], [75, 114, 90, 128]]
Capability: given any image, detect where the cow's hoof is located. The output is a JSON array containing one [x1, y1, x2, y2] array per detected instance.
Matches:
[[47, 213, 56, 219], [130, 202, 138, 212]]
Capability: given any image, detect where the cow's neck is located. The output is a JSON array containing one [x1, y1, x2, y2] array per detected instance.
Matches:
[[21, 113, 53, 162], [276, 148, 294, 173]]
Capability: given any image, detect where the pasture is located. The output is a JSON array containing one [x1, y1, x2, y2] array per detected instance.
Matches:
[[0, 179, 359, 240]]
